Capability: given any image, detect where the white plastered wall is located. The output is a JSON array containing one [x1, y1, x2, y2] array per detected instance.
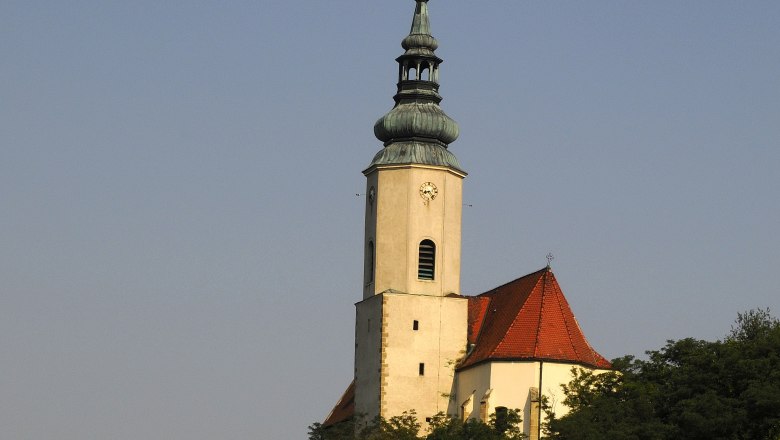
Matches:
[[455, 361, 611, 436], [362, 165, 464, 299], [380, 292, 467, 423], [354, 295, 384, 423], [354, 291, 467, 428]]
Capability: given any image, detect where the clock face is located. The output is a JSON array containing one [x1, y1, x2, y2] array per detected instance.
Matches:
[[419, 182, 438, 201]]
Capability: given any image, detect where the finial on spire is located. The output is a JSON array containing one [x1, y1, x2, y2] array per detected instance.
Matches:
[[403, 0, 438, 53], [410, 0, 431, 36], [412, 0, 430, 31], [546, 253, 555, 269]]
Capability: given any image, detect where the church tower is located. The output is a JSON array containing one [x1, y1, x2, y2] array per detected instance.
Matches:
[[354, 0, 468, 424], [324, 2, 614, 433]]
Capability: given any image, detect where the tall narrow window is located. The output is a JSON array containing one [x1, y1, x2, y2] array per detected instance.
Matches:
[[413, 320, 419, 331], [367, 241, 375, 283], [419, 363, 425, 376], [418, 240, 435, 280]]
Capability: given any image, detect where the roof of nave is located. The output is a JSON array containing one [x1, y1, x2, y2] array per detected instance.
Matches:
[[459, 267, 612, 370], [322, 380, 355, 428]]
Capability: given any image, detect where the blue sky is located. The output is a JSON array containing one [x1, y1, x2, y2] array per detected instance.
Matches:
[[2, 1, 779, 438]]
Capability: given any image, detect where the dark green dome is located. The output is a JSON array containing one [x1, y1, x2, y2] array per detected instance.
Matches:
[[374, 102, 459, 146]]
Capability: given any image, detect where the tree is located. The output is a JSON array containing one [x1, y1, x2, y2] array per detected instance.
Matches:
[[361, 411, 421, 440], [308, 418, 355, 440], [308, 409, 524, 440], [545, 309, 780, 440], [427, 410, 524, 440]]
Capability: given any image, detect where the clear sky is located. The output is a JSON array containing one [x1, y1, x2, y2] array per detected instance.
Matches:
[[2, 0, 779, 439]]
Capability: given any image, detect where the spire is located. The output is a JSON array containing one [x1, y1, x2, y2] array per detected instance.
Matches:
[[368, 0, 463, 173], [402, 0, 438, 54], [410, 0, 431, 35]]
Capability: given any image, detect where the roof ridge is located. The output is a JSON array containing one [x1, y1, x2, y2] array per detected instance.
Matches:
[[473, 267, 548, 297], [322, 380, 355, 427], [547, 271, 608, 367], [551, 271, 582, 361], [470, 296, 492, 355], [532, 269, 548, 358], [567, 301, 603, 365], [493, 271, 546, 361]]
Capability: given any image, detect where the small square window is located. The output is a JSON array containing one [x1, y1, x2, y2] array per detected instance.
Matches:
[[419, 363, 425, 376], [413, 320, 419, 331]]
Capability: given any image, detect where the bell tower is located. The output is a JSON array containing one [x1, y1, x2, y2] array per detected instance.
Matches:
[[354, 0, 468, 426], [362, 0, 465, 300]]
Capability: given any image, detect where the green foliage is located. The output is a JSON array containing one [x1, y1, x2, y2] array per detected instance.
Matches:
[[362, 411, 421, 440], [427, 410, 525, 440], [545, 309, 780, 440], [309, 409, 525, 440], [489, 408, 524, 439], [308, 418, 355, 440]]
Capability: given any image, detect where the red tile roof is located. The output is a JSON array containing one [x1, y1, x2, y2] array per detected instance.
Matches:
[[459, 267, 611, 370], [467, 296, 491, 345], [322, 380, 355, 427]]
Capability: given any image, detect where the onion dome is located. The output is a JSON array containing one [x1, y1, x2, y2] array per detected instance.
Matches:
[[374, 102, 459, 146], [368, 0, 463, 172]]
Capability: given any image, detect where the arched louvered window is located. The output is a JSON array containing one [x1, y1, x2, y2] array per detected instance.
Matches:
[[418, 239, 435, 280]]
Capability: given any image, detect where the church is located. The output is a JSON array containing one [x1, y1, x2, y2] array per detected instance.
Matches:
[[323, 1, 611, 438]]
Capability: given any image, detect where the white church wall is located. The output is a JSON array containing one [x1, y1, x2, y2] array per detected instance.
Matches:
[[456, 361, 609, 436], [489, 361, 540, 430], [454, 362, 492, 420]]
